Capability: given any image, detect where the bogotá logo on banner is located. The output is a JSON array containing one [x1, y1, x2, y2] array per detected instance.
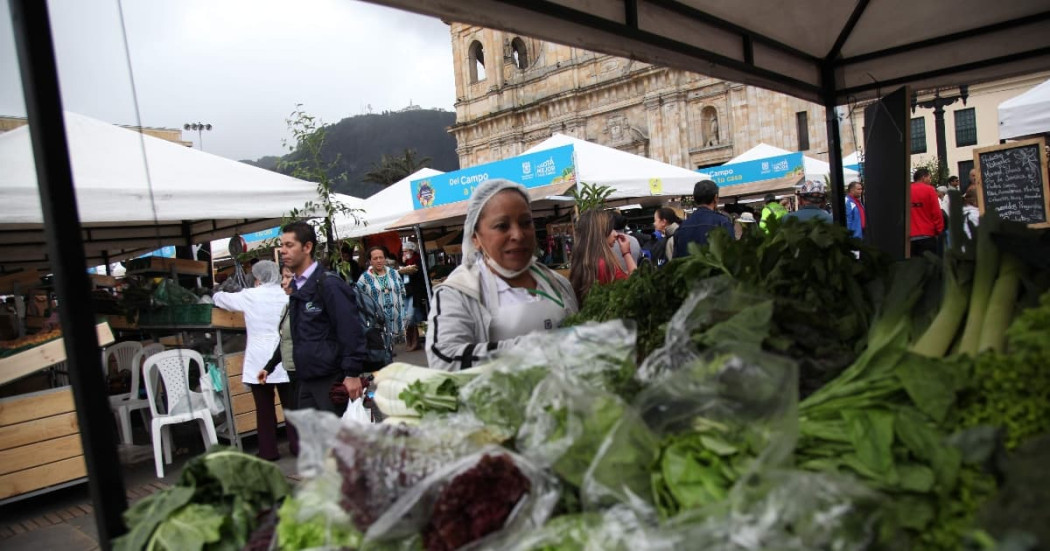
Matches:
[[416, 180, 435, 207]]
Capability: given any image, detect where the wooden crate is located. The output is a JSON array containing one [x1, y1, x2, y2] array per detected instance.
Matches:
[[211, 309, 246, 328], [0, 387, 85, 500], [0, 321, 115, 388], [221, 352, 284, 435]]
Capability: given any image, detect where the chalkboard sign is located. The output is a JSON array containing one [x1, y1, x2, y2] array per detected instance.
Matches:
[[975, 137, 1050, 228]]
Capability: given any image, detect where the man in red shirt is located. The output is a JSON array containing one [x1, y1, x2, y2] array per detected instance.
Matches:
[[910, 168, 944, 257]]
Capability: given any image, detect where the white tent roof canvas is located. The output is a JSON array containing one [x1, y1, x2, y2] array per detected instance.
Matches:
[[727, 143, 860, 182], [390, 134, 710, 229], [0, 112, 322, 272], [524, 133, 709, 200], [999, 78, 1050, 140], [334, 168, 445, 239]]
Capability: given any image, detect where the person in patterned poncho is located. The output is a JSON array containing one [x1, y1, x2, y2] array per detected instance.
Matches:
[[356, 245, 406, 347]]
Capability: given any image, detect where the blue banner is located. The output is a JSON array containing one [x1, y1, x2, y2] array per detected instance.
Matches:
[[410, 145, 576, 210], [138, 245, 176, 259], [703, 152, 805, 188], [241, 226, 280, 243]]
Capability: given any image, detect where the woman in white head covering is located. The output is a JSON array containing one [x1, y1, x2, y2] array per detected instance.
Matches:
[[425, 179, 578, 371], [213, 260, 296, 460]]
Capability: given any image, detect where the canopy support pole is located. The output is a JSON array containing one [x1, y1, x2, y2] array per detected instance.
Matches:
[[414, 225, 432, 300], [821, 63, 847, 226], [10, 0, 128, 544]]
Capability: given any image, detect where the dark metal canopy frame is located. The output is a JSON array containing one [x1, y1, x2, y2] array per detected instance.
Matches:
[[10, 0, 1050, 544]]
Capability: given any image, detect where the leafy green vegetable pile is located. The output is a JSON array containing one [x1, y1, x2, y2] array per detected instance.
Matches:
[[566, 219, 887, 396], [134, 210, 1048, 550], [113, 449, 289, 551]]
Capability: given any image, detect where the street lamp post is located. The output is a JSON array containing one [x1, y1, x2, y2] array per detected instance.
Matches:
[[183, 122, 212, 150], [912, 86, 968, 178]]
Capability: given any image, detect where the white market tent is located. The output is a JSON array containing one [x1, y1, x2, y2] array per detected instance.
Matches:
[[0, 112, 322, 273], [334, 168, 444, 239], [999, 78, 1050, 140], [524, 133, 709, 200], [391, 134, 710, 229], [726, 143, 860, 183], [842, 151, 861, 172]]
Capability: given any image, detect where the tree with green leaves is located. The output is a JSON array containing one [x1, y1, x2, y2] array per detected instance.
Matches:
[[569, 182, 614, 214], [277, 105, 363, 269], [362, 148, 432, 186]]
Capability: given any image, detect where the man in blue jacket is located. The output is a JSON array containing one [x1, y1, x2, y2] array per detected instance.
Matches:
[[673, 179, 735, 257], [844, 181, 865, 239], [279, 221, 367, 415]]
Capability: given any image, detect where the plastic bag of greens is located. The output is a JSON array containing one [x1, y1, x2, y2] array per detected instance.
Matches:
[[504, 506, 675, 551], [516, 370, 633, 491], [637, 276, 772, 384], [459, 320, 638, 440], [634, 349, 799, 519], [365, 447, 560, 551], [274, 470, 363, 550], [664, 469, 888, 551]]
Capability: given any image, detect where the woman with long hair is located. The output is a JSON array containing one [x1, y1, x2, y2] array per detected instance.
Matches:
[[570, 209, 636, 305]]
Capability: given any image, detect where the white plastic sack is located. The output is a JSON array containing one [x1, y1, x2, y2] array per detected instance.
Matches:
[[199, 364, 225, 417], [342, 398, 372, 424]]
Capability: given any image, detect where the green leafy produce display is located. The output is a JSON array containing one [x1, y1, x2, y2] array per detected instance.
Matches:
[[113, 449, 289, 551], [566, 218, 887, 396], [127, 212, 1049, 550]]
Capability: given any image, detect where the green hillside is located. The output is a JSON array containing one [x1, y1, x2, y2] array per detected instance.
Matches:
[[242, 108, 459, 198]]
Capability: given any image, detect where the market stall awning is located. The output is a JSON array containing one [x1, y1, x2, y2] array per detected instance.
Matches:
[[523, 133, 709, 200], [999, 78, 1050, 140], [0, 112, 322, 273], [365, 0, 1050, 106], [391, 180, 577, 229], [334, 168, 444, 239]]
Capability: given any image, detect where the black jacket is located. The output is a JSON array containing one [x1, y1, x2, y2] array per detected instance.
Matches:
[[673, 207, 734, 257], [286, 267, 367, 381]]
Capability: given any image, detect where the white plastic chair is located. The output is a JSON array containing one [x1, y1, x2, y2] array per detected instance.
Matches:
[[143, 349, 218, 478], [102, 341, 142, 379], [109, 343, 165, 445]]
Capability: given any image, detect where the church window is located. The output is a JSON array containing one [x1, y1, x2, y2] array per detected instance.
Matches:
[[469, 40, 486, 83], [511, 37, 528, 70]]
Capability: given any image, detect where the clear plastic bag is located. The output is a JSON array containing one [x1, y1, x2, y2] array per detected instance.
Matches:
[[504, 506, 675, 551], [637, 276, 772, 384], [516, 370, 630, 490], [364, 447, 560, 551], [458, 320, 638, 440], [663, 469, 887, 551], [328, 412, 490, 532]]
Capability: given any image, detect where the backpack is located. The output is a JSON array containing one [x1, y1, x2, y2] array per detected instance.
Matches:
[[643, 235, 669, 267], [317, 271, 392, 367]]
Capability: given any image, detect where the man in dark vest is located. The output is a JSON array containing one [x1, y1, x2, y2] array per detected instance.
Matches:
[[673, 180, 735, 258]]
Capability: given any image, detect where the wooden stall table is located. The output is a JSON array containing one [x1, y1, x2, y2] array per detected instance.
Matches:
[[0, 321, 114, 503]]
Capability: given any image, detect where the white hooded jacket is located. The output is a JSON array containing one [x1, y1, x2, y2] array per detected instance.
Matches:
[[424, 261, 577, 371]]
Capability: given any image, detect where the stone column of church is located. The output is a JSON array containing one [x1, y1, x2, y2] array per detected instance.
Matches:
[[644, 94, 663, 162]]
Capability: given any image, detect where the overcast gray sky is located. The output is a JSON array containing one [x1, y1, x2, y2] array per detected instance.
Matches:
[[1, 0, 456, 161]]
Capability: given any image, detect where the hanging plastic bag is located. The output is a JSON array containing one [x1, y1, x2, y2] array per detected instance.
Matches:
[[198, 357, 225, 417], [341, 397, 372, 424]]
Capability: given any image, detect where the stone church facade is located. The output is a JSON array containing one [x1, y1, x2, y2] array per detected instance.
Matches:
[[448, 23, 859, 172]]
